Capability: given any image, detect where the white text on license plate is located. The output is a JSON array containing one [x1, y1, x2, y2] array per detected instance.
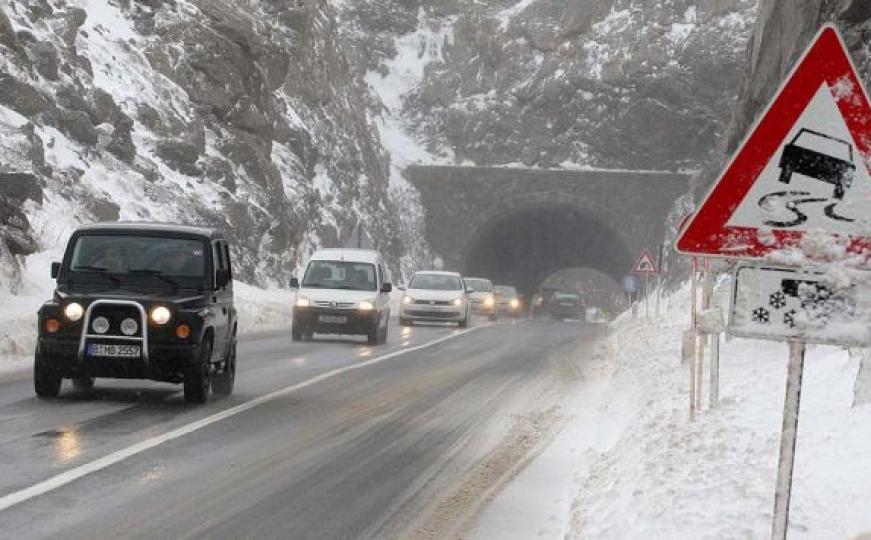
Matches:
[[319, 315, 347, 324], [88, 344, 141, 358]]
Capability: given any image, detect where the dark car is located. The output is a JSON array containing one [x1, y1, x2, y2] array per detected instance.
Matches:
[[778, 128, 855, 200], [548, 293, 585, 321], [34, 222, 237, 404], [532, 286, 558, 318]]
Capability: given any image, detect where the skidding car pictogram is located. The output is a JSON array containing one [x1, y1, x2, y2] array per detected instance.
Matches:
[[777, 128, 856, 200]]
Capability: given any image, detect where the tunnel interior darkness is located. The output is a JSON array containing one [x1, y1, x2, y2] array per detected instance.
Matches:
[[463, 204, 633, 296]]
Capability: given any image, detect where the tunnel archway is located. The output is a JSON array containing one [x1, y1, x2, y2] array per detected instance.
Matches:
[[462, 204, 633, 296]]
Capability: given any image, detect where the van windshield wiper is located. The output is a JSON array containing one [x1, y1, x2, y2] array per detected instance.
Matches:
[[128, 269, 179, 288]]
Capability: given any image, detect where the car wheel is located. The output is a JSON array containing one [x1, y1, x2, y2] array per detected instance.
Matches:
[[367, 317, 379, 345], [459, 315, 468, 328], [212, 337, 236, 396], [379, 321, 389, 344], [184, 339, 211, 404], [399, 317, 411, 327], [34, 350, 62, 399], [72, 376, 95, 391], [489, 312, 498, 322], [291, 323, 303, 341]]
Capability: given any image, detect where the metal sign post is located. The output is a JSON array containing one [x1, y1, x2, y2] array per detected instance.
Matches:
[[771, 341, 806, 540]]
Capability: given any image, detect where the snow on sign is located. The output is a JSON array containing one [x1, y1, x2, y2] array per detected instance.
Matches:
[[631, 249, 658, 275], [676, 24, 871, 258], [730, 264, 871, 347]]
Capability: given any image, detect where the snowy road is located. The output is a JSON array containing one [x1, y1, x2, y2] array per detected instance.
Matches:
[[0, 317, 599, 539]]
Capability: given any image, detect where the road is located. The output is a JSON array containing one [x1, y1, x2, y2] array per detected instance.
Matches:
[[0, 317, 602, 539]]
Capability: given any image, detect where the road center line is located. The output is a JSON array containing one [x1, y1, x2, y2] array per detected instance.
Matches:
[[0, 326, 482, 513]]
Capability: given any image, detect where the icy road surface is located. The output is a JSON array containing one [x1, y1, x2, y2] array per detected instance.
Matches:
[[0, 317, 598, 539]]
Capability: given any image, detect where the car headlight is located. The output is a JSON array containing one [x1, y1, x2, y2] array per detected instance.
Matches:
[[358, 300, 375, 311], [64, 302, 84, 321], [484, 295, 495, 307], [121, 318, 138, 336], [295, 296, 311, 308], [453, 298, 463, 306], [403, 295, 413, 305], [510, 298, 520, 308], [150, 306, 172, 325]]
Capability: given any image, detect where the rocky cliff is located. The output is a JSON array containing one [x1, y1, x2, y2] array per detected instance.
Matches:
[[348, 0, 757, 171], [0, 0, 404, 291]]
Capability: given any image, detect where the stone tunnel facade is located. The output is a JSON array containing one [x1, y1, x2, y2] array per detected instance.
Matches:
[[405, 165, 690, 295]]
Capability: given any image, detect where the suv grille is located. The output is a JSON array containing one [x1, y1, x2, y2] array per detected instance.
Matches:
[[90, 304, 144, 337]]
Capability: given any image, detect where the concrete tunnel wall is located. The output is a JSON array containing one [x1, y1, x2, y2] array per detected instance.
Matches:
[[404, 166, 690, 295]]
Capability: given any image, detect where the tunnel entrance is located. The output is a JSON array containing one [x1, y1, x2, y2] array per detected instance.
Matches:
[[463, 204, 633, 297]]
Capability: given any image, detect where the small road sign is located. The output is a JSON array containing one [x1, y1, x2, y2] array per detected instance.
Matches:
[[729, 264, 871, 347], [631, 249, 658, 275], [622, 275, 641, 294], [676, 24, 871, 259]]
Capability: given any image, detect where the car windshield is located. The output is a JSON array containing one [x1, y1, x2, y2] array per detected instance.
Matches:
[[69, 235, 206, 278], [302, 260, 377, 291], [464, 278, 492, 292], [410, 273, 462, 290], [495, 286, 517, 297]]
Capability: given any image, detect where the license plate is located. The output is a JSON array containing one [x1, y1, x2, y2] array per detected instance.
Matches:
[[319, 315, 347, 324], [87, 344, 141, 358], [561, 302, 574, 307]]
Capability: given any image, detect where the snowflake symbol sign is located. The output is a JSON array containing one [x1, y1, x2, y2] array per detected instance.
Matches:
[[784, 310, 798, 329], [752, 307, 771, 324], [769, 291, 787, 310]]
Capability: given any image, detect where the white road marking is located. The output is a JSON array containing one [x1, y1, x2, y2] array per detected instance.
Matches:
[[0, 327, 482, 512]]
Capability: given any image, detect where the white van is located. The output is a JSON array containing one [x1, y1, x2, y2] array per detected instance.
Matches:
[[290, 249, 393, 344]]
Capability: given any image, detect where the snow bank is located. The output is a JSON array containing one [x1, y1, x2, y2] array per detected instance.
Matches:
[[0, 252, 293, 375], [558, 282, 871, 538]]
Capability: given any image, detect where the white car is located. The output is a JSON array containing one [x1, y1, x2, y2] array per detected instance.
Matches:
[[400, 271, 471, 327], [291, 249, 393, 344], [464, 277, 498, 322]]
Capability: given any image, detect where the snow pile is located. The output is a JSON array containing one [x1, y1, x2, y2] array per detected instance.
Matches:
[[555, 282, 871, 538]]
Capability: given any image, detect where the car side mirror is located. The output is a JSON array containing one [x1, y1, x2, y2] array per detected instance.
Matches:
[[397, 285, 406, 291], [215, 268, 230, 288], [290, 277, 299, 289], [381, 282, 393, 293], [51, 262, 61, 279]]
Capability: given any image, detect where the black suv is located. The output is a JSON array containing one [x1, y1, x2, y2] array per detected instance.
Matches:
[[35, 223, 237, 403]]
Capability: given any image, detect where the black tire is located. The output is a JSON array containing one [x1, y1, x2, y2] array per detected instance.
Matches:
[[489, 312, 498, 322], [291, 323, 303, 342], [399, 317, 411, 327], [34, 350, 62, 398], [184, 339, 211, 404], [367, 317, 379, 345], [212, 337, 236, 396], [378, 321, 389, 344], [72, 376, 95, 391], [459, 316, 468, 328]]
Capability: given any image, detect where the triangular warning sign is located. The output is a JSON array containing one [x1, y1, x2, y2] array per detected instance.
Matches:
[[632, 249, 658, 275], [677, 24, 871, 258]]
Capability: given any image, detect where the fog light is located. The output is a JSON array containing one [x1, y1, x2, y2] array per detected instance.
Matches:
[[175, 324, 191, 339], [64, 302, 84, 322], [150, 306, 171, 325], [121, 318, 138, 336], [92, 316, 110, 334], [45, 318, 61, 333]]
